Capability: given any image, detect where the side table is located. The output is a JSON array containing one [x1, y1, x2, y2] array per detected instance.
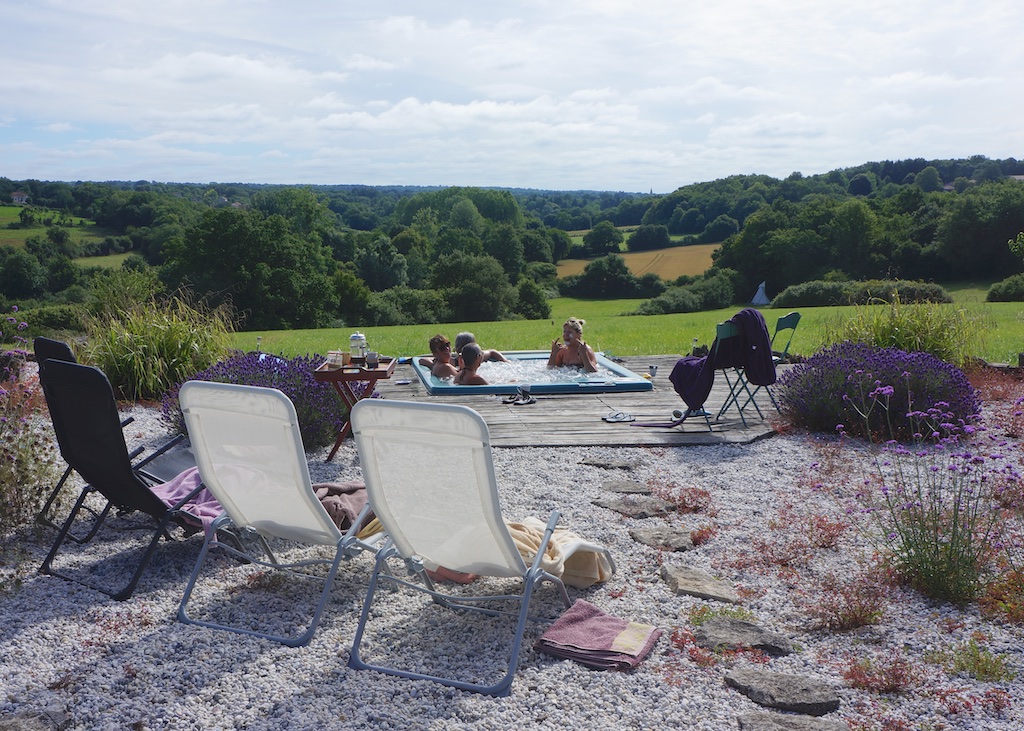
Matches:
[[313, 357, 397, 461]]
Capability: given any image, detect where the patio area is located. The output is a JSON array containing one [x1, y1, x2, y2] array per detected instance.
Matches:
[[371, 355, 782, 448]]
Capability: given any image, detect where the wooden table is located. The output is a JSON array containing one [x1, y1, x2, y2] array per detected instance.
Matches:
[[313, 357, 397, 460]]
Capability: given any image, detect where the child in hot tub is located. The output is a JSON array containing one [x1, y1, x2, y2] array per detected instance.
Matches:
[[454, 343, 488, 385]]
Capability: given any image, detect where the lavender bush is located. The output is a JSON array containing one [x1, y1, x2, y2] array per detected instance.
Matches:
[[777, 342, 981, 441], [161, 352, 357, 451], [0, 305, 29, 382]]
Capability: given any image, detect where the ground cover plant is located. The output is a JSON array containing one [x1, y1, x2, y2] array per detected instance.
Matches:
[[0, 374, 59, 537], [160, 351, 349, 451]]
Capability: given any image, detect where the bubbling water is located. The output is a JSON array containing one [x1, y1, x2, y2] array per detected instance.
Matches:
[[474, 358, 623, 385]]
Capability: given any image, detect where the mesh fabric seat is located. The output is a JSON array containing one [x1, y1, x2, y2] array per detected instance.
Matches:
[[349, 398, 573, 697], [177, 381, 375, 647], [37, 359, 206, 601]]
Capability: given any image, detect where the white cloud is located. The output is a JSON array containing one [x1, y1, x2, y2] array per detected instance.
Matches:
[[1, 0, 1022, 191]]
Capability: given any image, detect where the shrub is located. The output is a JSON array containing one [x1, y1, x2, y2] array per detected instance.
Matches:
[[0, 379, 60, 537], [81, 295, 233, 400], [777, 342, 981, 440], [161, 351, 350, 451], [772, 280, 852, 308], [772, 279, 953, 308], [823, 296, 983, 368], [987, 274, 1024, 302]]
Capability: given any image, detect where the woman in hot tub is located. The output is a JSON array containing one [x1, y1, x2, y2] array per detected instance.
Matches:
[[547, 317, 598, 373]]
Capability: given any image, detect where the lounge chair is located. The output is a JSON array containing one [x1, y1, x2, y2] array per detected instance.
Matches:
[[33, 336, 193, 532], [348, 398, 573, 696], [37, 359, 207, 601], [176, 381, 376, 647]]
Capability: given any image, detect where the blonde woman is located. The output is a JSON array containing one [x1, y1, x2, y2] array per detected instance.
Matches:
[[548, 317, 597, 372]]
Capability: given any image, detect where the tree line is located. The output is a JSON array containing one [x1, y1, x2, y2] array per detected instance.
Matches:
[[1, 154, 1023, 331]]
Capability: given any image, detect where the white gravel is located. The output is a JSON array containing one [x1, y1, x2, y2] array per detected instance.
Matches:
[[2, 394, 1023, 730]]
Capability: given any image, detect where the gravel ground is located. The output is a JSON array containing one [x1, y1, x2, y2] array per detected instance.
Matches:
[[1, 390, 1023, 730]]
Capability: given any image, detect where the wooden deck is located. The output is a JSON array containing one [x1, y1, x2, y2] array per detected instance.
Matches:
[[371, 355, 781, 448]]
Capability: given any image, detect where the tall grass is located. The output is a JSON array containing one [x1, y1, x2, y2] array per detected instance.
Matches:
[[81, 296, 233, 400], [822, 296, 987, 368]]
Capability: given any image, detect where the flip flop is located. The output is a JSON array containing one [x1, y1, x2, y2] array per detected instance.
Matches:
[[512, 395, 536, 405], [603, 412, 635, 423]]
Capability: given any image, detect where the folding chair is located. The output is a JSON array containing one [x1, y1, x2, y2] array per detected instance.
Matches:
[[37, 359, 207, 601], [349, 398, 574, 697], [176, 381, 375, 647], [33, 337, 192, 532], [714, 321, 761, 426], [713, 309, 776, 425], [755, 311, 801, 411]]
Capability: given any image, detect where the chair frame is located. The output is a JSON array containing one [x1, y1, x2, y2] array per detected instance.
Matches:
[[714, 321, 763, 426], [349, 398, 572, 697], [176, 380, 375, 647], [744, 310, 801, 413], [37, 359, 203, 601]]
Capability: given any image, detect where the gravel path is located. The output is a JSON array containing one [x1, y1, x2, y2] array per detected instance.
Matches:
[[1, 397, 1022, 730]]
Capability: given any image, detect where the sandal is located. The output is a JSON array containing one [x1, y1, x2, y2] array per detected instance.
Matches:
[[603, 412, 635, 423]]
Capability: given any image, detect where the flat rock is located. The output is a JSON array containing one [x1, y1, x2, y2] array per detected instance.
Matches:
[[0, 701, 71, 731], [581, 457, 633, 470], [629, 525, 694, 551], [725, 669, 840, 717], [660, 564, 740, 604], [602, 479, 651, 494], [738, 713, 847, 731], [694, 617, 793, 657], [592, 495, 671, 518]]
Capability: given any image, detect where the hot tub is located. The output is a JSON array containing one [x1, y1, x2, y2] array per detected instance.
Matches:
[[410, 350, 653, 396]]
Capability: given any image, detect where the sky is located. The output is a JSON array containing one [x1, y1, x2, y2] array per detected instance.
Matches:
[[2, 1, 1022, 193]]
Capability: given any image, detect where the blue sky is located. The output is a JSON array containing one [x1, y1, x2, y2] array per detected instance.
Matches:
[[2, 1, 1022, 192]]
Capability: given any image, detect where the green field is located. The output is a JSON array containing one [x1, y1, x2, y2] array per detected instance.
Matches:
[[235, 294, 1024, 366], [0, 205, 118, 258]]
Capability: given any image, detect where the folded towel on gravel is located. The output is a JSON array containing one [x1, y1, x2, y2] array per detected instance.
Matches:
[[536, 599, 662, 670]]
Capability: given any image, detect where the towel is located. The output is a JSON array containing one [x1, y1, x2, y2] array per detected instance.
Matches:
[[312, 481, 369, 532], [536, 599, 662, 670], [149, 467, 223, 535], [505, 516, 615, 589]]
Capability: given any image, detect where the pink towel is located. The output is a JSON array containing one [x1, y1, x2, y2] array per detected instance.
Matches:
[[149, 467, 224, 535], [536, 599, 662, 670]]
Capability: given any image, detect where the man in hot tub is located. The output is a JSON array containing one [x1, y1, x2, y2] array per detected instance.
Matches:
[[548, 317, 598, 372], [417, 333, 458, 379]]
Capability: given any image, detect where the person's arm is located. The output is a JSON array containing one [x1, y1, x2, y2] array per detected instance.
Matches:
[[547, 339, 561, 367], [418, 356, 434, 367], [581, 342, 598, 373], [487, 348, 508, 362]]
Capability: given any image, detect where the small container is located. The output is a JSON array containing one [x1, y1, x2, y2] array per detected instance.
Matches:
[[349, 332, 367, 359], [326, 350, 345, 369], [366, 351, 379, 368]]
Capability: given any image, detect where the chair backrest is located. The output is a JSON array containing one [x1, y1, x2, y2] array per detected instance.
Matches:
[[709, 321, 743, 370], [34, 337, 76, 379], [178, 381, 342, 546], [771, 311, 801, 358], [350, 399, 527, 578], [40, 359, 168, 518]]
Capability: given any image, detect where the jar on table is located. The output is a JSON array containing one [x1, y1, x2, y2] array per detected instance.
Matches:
[[349, 332, 367, 359]]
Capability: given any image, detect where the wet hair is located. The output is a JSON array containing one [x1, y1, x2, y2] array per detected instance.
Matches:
[[428, 333, 450, 355], [564, 317, 585, 335], [454, 332, 476, 353], [460, 342, 483, 369]]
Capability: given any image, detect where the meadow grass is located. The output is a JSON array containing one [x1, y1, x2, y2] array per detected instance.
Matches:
[[233, 298, 1024, 364]]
